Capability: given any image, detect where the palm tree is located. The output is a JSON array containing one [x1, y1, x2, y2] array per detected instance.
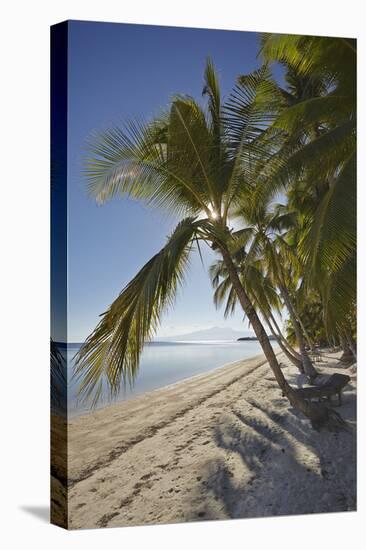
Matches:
[[259, 34, 356, 346], [285, 174, 356, 355], [209, 253, 304, 370], [227, 183, 318, 379], [74, 60, 342, 429], [284, 289, 328, 347]]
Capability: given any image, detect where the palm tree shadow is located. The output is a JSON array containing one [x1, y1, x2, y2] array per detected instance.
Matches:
[[20, 505, 49, 523], [184, 395, 356, 521]]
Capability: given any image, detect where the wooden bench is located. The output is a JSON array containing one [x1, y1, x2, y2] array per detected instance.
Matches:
[[295, 373, 350, 406]]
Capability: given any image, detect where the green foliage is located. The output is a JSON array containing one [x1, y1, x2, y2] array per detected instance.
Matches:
[[76, 60, 273, 404], [209, 254, 282, 324], [75, 217, 205, 404], [76, 36, 357, 404], [284, 291, 328, 347], [261, 34, 356, 337]]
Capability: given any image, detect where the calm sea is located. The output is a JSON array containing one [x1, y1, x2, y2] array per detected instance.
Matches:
[[57, 340, 267, 416]]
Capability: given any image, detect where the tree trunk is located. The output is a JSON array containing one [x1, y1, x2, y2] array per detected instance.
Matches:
[[219, 246, 342, 430], [340, 333, 356, 363], [269, 312, 302, 361], [262, 312, 304, 371], [279, 284, 318, 381], [340, 346, 354, 364], [290, 299, 314, 350], [249, 287, 303, 370], [344, 332, 357, 361], [347, 340, 357, 361]]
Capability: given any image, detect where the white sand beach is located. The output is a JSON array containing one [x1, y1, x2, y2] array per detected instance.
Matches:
[[65, 351, 356, 529]]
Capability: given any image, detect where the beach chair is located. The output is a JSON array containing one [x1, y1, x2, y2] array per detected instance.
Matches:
[[294, 373, 350, 406]]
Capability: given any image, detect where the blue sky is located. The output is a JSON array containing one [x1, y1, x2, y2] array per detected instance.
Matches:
[[66, 20, 281, 342]]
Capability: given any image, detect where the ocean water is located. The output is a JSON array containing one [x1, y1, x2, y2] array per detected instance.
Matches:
[[57, 340, 267, 416]]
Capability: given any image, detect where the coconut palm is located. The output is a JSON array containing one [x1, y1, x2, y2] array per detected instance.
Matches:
[[74, 60, 343, 429], [284, 289, 328, 348], [222, 56, 339, 364], [285, 173, 356, 353], [227, 182, 318, 379], [260, 34, 356, 343], [209, 253, 303, 370]]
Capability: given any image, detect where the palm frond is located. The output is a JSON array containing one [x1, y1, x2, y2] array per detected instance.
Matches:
[[169, 97, 220, 212], [85, 116, 209, 216], [300, 153, 356, 285], [274, 94, 352, 135], [202, 57, 221, 136], [223, 65, 279, 147], [74, 217, 200, 405], [267, 120, 355, 196]]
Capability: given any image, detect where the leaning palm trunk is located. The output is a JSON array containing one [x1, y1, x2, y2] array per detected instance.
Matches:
[[339, 334, 354, 363], [279, 284, 318, 380], [219, 246, 342, 429], [341, 332, 357, 362], [268, 311, 302, 362], [344, 329, 357, 361], [347, 339, 357, 361], [290, 300, 314, 351], [248, 283, 303, 369], [263, 313, 303, 370]]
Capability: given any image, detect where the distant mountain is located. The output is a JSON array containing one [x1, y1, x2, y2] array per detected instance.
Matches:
[[155, 326, 254, 342], [238, 335, 276, 341]]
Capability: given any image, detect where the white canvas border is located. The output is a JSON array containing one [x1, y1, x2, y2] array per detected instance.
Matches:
[[1, 1, 364, 548]]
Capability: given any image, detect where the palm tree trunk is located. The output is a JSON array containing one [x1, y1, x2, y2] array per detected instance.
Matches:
[[279, 284, 318, 380], [269, 312, 302, 361], [290, 299, 314, 350], [249, 286, 302, 368], [262, 311, 303, 371], [219, 246, 341, 430], [346, 338, 357, 361], [341, 331, 357, 362], [339, 334, 354, 363]]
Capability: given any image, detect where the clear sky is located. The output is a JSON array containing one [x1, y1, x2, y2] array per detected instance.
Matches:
[[66, 20, 282, 342]]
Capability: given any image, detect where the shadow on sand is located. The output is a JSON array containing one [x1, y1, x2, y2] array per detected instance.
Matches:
[[184, 380, 356, 522]]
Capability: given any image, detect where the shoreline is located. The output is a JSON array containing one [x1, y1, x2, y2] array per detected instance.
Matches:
[[65, 350, 356, 529], [67, 352, 269, 483], [69, 350, 269, 420]]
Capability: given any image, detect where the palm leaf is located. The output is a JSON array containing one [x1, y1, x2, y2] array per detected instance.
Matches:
[[85, 116, 208, 216], [74, 217, 200, 405], [300, 153, 356, 292]]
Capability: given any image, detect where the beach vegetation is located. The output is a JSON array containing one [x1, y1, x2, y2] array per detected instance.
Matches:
[[75, 37, 356, 431]]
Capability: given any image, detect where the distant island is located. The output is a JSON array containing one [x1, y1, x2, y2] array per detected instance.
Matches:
[[237, 335, 276, 341], [54, 328, 270, 349], [155, 326, 255, 342]]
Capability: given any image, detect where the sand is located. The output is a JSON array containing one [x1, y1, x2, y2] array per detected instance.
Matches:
[[64, 351, 356, 529]]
